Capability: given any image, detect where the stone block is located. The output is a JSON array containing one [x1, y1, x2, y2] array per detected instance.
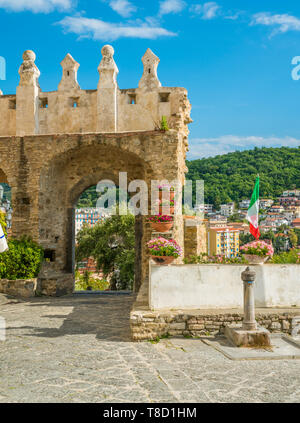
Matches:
[[169, 322, 186, 330], [225, 325, 271, 348]]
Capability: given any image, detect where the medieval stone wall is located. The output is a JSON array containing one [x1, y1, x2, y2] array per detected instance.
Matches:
[[0, 44, 191, 296], [0, 46, 192, 146]]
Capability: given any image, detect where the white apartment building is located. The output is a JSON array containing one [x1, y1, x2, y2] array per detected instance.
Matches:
[[220, 202, 235, 217]]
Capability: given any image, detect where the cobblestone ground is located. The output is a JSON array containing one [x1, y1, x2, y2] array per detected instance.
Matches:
[[0, 293, 299, 403]]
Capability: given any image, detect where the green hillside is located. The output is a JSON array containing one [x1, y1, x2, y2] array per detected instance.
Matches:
[[3, 147, 298, 210], [186, 147, 300, 209]]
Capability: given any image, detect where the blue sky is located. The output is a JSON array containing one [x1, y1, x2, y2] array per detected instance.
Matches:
[[0, 0, 300, 159]]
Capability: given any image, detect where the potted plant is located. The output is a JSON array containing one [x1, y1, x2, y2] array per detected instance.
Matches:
[[158, 184, 175, 201], [240, 240, 274, 264], [148, 214, 174, 233], [147, 237, 182, 265]]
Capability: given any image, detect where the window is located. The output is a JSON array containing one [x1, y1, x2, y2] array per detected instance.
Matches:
[[44, 249, 56, 262], [127, 93, 137, 104], [70, 97, 80, 108], [8, 99, 16, 110], [40, 98, 48, 109], [159, 93, 170, 103]]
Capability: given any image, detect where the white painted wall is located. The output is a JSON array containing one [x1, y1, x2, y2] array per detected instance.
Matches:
[[149, 263, 300, 310]]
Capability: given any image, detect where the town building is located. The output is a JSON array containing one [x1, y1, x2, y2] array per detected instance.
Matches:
[[207, 226, 240, 258], [239, 199, 250, 209], [196, 204, 214, 214], [220, 202, 235, 217], [292, 218, 300, 229], [260, 199, 274, 209], [279, 196, 300, 207], [282, 189, 300, 197], [75, 208, 107, 236]]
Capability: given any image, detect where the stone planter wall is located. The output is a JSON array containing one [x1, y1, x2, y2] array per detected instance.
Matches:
[[131, 308, 300, 341], [0, 278, 37, 298]]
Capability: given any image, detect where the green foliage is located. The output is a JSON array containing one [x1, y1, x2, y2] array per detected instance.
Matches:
[[184, 253, 247, 264], [269, 249, 300, 264], [288, 230, 298, 248], [0, 237, 44, 280], [0, 183, 11, 202], [77, 186, 130, 209], [75, 270, 110, 291], [186, 147, 300, 207], [160, 115, 169, 131], [227, 213, 245, 223], [76, 214, 135, 290]]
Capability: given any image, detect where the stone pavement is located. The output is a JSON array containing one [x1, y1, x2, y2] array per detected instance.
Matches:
[[0, 293, 299, 403]]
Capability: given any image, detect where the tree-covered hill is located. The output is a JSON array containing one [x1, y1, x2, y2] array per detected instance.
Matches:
[[186, 147, 300, 208]]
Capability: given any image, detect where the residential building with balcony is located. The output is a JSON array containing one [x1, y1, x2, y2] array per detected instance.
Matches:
[[207, 227, 240, 258]]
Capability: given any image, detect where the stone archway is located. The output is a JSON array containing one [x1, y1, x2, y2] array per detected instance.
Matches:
[[0, 130, 186, 296], [0, 168, 8, 184], [37, 138, 159, 295]]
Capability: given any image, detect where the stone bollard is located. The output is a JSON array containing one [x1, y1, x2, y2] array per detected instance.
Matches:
[[224, 266, 271, 347], [241, 267, 257, 331]]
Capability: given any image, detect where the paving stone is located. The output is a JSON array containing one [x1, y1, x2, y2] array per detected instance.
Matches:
[[0, 294, 300, 403]]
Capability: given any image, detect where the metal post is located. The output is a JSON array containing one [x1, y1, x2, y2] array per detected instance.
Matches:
[[241, 267, 257, 331]]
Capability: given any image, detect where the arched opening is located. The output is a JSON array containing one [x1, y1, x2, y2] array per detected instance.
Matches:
[[74, 185, 135, 292], [0, 169, 12, 237], [38, 141, 153, 296]]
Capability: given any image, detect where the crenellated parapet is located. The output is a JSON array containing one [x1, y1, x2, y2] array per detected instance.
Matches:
[[0, 45, 191, 150]]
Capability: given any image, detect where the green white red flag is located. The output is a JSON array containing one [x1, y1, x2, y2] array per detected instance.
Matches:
[[247, 176, 260, 240], [0, 224, 8, 253]]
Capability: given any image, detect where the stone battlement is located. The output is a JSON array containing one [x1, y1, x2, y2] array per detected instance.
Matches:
[[0, 45, 192, 144]]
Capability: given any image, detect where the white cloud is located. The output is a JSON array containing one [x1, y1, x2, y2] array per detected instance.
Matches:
[[190, 2, 220, 20], [58, 16, 177, 41], [187, 135, 300, 159], [109, 0, 136, 18], [0, 0, 73, 13], [159, 0, 186, 16], [251, 12, 300, 36]]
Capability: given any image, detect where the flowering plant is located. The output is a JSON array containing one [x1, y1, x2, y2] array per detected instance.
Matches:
[[147, 237, 182, 257], [148, 214, 174, 223], [240, 240, 274, 257]]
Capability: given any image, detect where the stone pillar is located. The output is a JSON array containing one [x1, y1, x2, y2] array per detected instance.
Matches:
[[97, 45, 118, 132], [225, 266, 271, 347], [241, 267, 257, 331], [138, 48, 161, 91], [16, 50, 40, 136], [58, 53, 80, 91]]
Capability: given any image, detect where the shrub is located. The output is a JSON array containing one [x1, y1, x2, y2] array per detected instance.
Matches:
[[269, 249, 300, 264], [75, 270, 110, 291], [0, 237, 44, 280], [160, 116, 169, 131], [184, 254, 247, 264]]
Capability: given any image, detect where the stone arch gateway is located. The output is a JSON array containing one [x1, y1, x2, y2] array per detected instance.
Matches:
[[0, 45, 191, 296]]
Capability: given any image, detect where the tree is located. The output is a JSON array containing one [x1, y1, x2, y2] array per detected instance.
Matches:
[[76, 214, 135, 290], [228, 213, 244, 223], [186, 147, 300, 208], [288, 230, 298, 248]]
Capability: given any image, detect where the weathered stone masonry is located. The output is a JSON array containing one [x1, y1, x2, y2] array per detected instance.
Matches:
[[0, 45, 192, 296]]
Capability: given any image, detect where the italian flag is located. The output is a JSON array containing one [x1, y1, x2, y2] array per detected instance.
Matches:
[[0, 223, 8, 253], [247, 176, 261, 240]]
